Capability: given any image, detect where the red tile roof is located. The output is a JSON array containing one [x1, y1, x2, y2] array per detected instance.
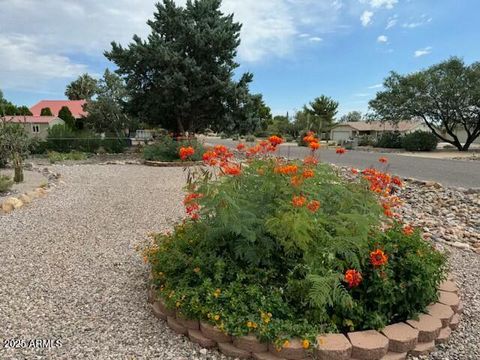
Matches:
[[29, 100, 87, 118], [3, 116, 62, 124]]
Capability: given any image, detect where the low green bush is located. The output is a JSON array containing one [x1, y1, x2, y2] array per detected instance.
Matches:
[[374, 132, 403, 148], [48, 151, 88, 164], [402, 131, 438, 151], [101, 137, 129, 153], [0, 175, 13, 193], [358, 135, 375, 147], [143, 136, 205, 162], [245, 134, 256, 142], [144, 142, 446, 345], [29, 139, 49, 155]]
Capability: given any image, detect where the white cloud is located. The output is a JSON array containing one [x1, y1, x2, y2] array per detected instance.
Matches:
[[377, 35, 388, 43], [360, 11, 374, 26], [354, 93, 371, 97], [386, 15, 398, 29], [299, 33, 310, 38], [368, 84, 383, 89], [309, 37, 323, 42], [369, 0, 398, 9], [403, 16, 432, 28], [414, 46, 432, 57]]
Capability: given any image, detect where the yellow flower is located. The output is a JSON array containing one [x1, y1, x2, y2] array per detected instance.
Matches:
[[283, 340, 290, 348], [168, 290, 175, 298], [193, 267, 200, 273], [159, 272, 164, 277], [247, 321, 253, 328], [175, 301, 181, 308], [302, 339, 310, 349], [213, 289, 221, 298], [214, 314, 220, 321]]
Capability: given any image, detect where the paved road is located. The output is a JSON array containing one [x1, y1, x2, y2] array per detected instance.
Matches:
[[205, 138, 480, 189]]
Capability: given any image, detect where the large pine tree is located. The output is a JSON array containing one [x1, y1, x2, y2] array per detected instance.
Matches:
[[105, 0, 250, 133]]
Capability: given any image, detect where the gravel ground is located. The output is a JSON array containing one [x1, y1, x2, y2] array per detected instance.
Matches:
[[0, 164, 478, 359]]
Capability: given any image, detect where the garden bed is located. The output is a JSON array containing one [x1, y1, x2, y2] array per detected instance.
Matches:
[[147, 277, 462, 359]]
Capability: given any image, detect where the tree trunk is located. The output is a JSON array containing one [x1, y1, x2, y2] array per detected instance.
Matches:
[[13, 154, 23, 183], [14, 165, 23, 183], [176, 117, 185, 135]]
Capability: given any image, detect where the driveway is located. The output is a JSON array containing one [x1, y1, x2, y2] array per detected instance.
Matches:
[[204, 138, 480, 189]]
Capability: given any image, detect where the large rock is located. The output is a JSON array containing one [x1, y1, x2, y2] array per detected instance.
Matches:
[[4, 197, 23, 209]]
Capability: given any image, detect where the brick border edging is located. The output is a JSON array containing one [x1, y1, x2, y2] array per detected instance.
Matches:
[[147, 277, 462, 360], [143, 160, 203, 167]]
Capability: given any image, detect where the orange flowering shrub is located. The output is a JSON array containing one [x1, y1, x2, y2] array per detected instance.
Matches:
[[145, 132, 446, 342], [179, 146, 195, 160]]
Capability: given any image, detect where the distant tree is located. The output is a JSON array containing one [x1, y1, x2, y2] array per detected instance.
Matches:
[[369, 57, 480, 151], [105, 0, 250, 133], [0, 118, 30, 182], [0, 90, 32, 116], [85, 69, 135, 135], [58, 106, 76, 129], [40, 107, 53, 116], [303, 95, 339, 136], [65, 73, 98, 100], [339, 111, 363, 123]]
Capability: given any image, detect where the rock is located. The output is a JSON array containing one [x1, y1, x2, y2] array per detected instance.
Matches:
[[19, 194, 32, 204], [4, 197, 23, 209], [1, 202, 14, 213]]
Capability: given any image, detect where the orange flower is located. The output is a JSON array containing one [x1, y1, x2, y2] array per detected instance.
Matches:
[[183, 193, 203, 204], [179, 146, 195, 160], [344, 269, 362, 288], [302, 339, 310, 349], [222, 164, 242, 176], [268, 135, 284, 146], [202, 151, 218, 166], [336, 147, 346, 155], [309, 141, 320, 150], [292, 195, 306, 207], [214, 144, 229, 154], [302, 169, 314, 178], [351, 168, 359, 175], [236, 143, 246, 151], [303, 135, 316, 143], [392, 176, 402, 186], [290, 176, 303, 187], [306, 200, 320, 213], [275, 165, 298, 175], [303, 156, 318, 166], [283, 340, 290, 348], [379, 157, 388, 164], [370, 249, 388, 267], [403, 225, 414, 236]]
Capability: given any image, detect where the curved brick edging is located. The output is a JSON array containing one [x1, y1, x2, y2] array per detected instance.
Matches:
[[147, 278, 462, 360], [143, 160, 203, 167]]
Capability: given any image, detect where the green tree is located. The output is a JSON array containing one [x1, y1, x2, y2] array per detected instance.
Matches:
[[105, 0, 249, 133], [58, 106, 76, 129], [369, 57, 480, 151], [0, 90, 32, 116], [40, 107, 53, 116], [65, 73, 99, 100], [303, 95, 339, 136], [85, 69, 135, 135], [0, 118, 30, 182], [339, 111, 362, 123]]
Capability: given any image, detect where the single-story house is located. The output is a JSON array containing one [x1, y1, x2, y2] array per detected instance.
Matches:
[[29, 100, 87, 118], [330, 120, 429, 143], [4, 116, 65, 139]]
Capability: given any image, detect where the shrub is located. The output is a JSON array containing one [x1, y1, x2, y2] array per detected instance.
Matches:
[[0, 175, 13, 193], [46, 125, 102, 153], [29, 139, 48, 155], [101, 137, 129, 153], [374, 132, 403, 148], [144, 137, 446, 344], [245, 134, 256, 142], [143, 136, 205, 162], [358, 135, 375, 147], [47, 151, 88, 164], [402, 131, 438, 151], [231, 134, 239, 141]]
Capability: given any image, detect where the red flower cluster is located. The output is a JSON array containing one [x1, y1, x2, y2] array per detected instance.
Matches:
[[378, 157, 388, 164], [336, 147, 346, 155], [268, 135, 284, 146], [275, 164, 298, 175], [306, 200, 320, 213], [402, 224, 414, 236], [344, 269, 362, 288], [222, 164, 241, 176], [292, 195, 307, 207], [183, 192, 203, 220], [370, 249, 388, 267], [179, 146, 195, 160]]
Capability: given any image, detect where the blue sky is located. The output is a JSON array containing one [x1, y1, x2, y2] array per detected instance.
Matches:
[[1, 0, 479, 117]]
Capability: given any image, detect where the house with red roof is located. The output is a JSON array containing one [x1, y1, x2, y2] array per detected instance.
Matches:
[[3, 116, 65, 139], [29, 100, 87, 118]]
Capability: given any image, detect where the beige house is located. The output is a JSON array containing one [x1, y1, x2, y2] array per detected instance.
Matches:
[[5, 116, 65, 139], [330, 120, 429, 143]]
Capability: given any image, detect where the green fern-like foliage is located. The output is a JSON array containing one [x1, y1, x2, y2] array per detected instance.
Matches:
[[145, 157, 446, 343]]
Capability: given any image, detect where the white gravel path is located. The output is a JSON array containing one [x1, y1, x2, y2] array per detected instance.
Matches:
[[0, 164, 477, 359]]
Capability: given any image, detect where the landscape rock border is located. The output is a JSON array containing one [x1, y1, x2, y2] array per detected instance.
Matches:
[[147, 276, 462, 360], [0, 166, 62, 215], [143, 160, 203, 167]]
